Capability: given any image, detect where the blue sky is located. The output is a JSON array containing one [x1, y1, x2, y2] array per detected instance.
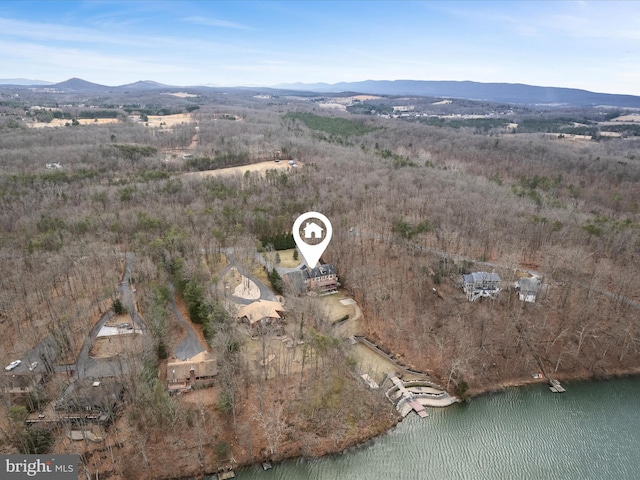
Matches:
[[1, 0, 639, 95]]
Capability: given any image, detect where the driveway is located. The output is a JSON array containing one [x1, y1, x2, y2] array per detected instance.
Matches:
[[222, 250, 278, 303], [168, 281, 207, 360], [76, 252, 144, 379]]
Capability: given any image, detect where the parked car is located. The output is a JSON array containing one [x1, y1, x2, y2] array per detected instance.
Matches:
[[5, 360, 21, 371]]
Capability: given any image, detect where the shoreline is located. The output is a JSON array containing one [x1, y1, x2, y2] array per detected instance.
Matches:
[[466, 366, 640, 399], [177, 368, 640, 480], [159, 367, 640, 480]]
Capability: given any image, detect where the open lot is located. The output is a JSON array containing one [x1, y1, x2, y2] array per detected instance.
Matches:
[[145, 113, 194, 127], [183, 160, 300, 179], [27, 118, 120, 128]]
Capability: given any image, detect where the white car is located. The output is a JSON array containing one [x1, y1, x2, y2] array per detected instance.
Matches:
[[5, 360, 21, 371]]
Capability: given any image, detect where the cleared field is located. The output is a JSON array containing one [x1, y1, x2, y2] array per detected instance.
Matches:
[[316, 293, 356, 324], [611, 114, 640, 122], [145, 113, 194, 127], [163, 92, 198, 98], [262, 249, 300, 268], [27, 118, 120, 128], [183, 160, 300, 179], [242, 325, 306, 379]]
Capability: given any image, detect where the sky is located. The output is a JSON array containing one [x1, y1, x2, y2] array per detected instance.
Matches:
[[1, 0, 639, 95]]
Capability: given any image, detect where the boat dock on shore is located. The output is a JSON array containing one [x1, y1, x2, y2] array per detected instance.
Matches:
[[388, 374, 429, 417], [549, 378, 566, 393]]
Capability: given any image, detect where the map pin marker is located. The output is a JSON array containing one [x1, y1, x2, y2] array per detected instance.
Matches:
[[292, 212, 333, 269]]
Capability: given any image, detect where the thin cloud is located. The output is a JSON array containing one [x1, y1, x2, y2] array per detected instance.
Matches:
[[182, 16, 253, 30]]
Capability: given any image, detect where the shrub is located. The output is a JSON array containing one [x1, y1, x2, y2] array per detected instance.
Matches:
[[113, 298, 126, 315]]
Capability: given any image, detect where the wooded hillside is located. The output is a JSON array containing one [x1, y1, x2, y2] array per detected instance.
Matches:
[[1, 90, 639, 478]]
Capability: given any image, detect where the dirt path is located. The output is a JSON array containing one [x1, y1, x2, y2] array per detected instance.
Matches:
[[189, 123, 199, 149]]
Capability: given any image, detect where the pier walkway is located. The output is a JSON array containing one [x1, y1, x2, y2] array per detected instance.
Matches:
[[388, 374, 428, 417]]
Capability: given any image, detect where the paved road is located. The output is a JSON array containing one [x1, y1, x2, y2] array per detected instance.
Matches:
[[169, 281, 207, 360]]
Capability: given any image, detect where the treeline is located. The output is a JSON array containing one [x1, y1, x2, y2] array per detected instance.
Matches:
[[259, 233, 296, 250], [184, 152, 250, 171], [283, 112, 379, 137], [414, 116, 512, 133], [28, 109, 123, 122]]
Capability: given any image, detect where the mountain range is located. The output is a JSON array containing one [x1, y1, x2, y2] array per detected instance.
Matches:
[[2, 77, 640, 108], [279, 80, 640, 108]]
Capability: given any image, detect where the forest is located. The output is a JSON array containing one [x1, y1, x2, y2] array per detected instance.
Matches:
[[0, 86, 639, 479]]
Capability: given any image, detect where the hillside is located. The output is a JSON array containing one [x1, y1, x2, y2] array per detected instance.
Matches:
[[278, 79, 640, 108]]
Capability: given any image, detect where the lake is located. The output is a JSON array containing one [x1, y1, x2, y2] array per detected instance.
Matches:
[[235, 377, 640, 479]]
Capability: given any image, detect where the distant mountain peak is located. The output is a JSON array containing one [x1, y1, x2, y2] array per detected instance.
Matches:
[[53, 77, 109, 91], [119, 80, 168, 89]]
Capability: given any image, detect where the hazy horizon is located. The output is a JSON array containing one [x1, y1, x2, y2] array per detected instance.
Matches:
[[1, 1, 639, 96]]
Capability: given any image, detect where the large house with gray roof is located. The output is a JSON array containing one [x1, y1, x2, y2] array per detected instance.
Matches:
[[462, 272, 501, 301]]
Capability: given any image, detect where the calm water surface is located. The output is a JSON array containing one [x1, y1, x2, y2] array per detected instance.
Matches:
[[235, 377, 640, 479]]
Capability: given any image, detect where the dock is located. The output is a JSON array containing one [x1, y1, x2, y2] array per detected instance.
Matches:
[[407, 398, 428, 418], [388, 374, 429, 418], [549, 379, 566, 393]]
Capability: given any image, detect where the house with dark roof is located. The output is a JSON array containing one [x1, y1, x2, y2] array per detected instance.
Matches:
[[462, 272, 501, 301], [284, 263, 339, 296], [304, 264, 339, 295], [54, 379, 124, 424]]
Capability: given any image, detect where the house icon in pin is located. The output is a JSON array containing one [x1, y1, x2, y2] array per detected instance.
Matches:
[[302, 221, 324, 240]]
